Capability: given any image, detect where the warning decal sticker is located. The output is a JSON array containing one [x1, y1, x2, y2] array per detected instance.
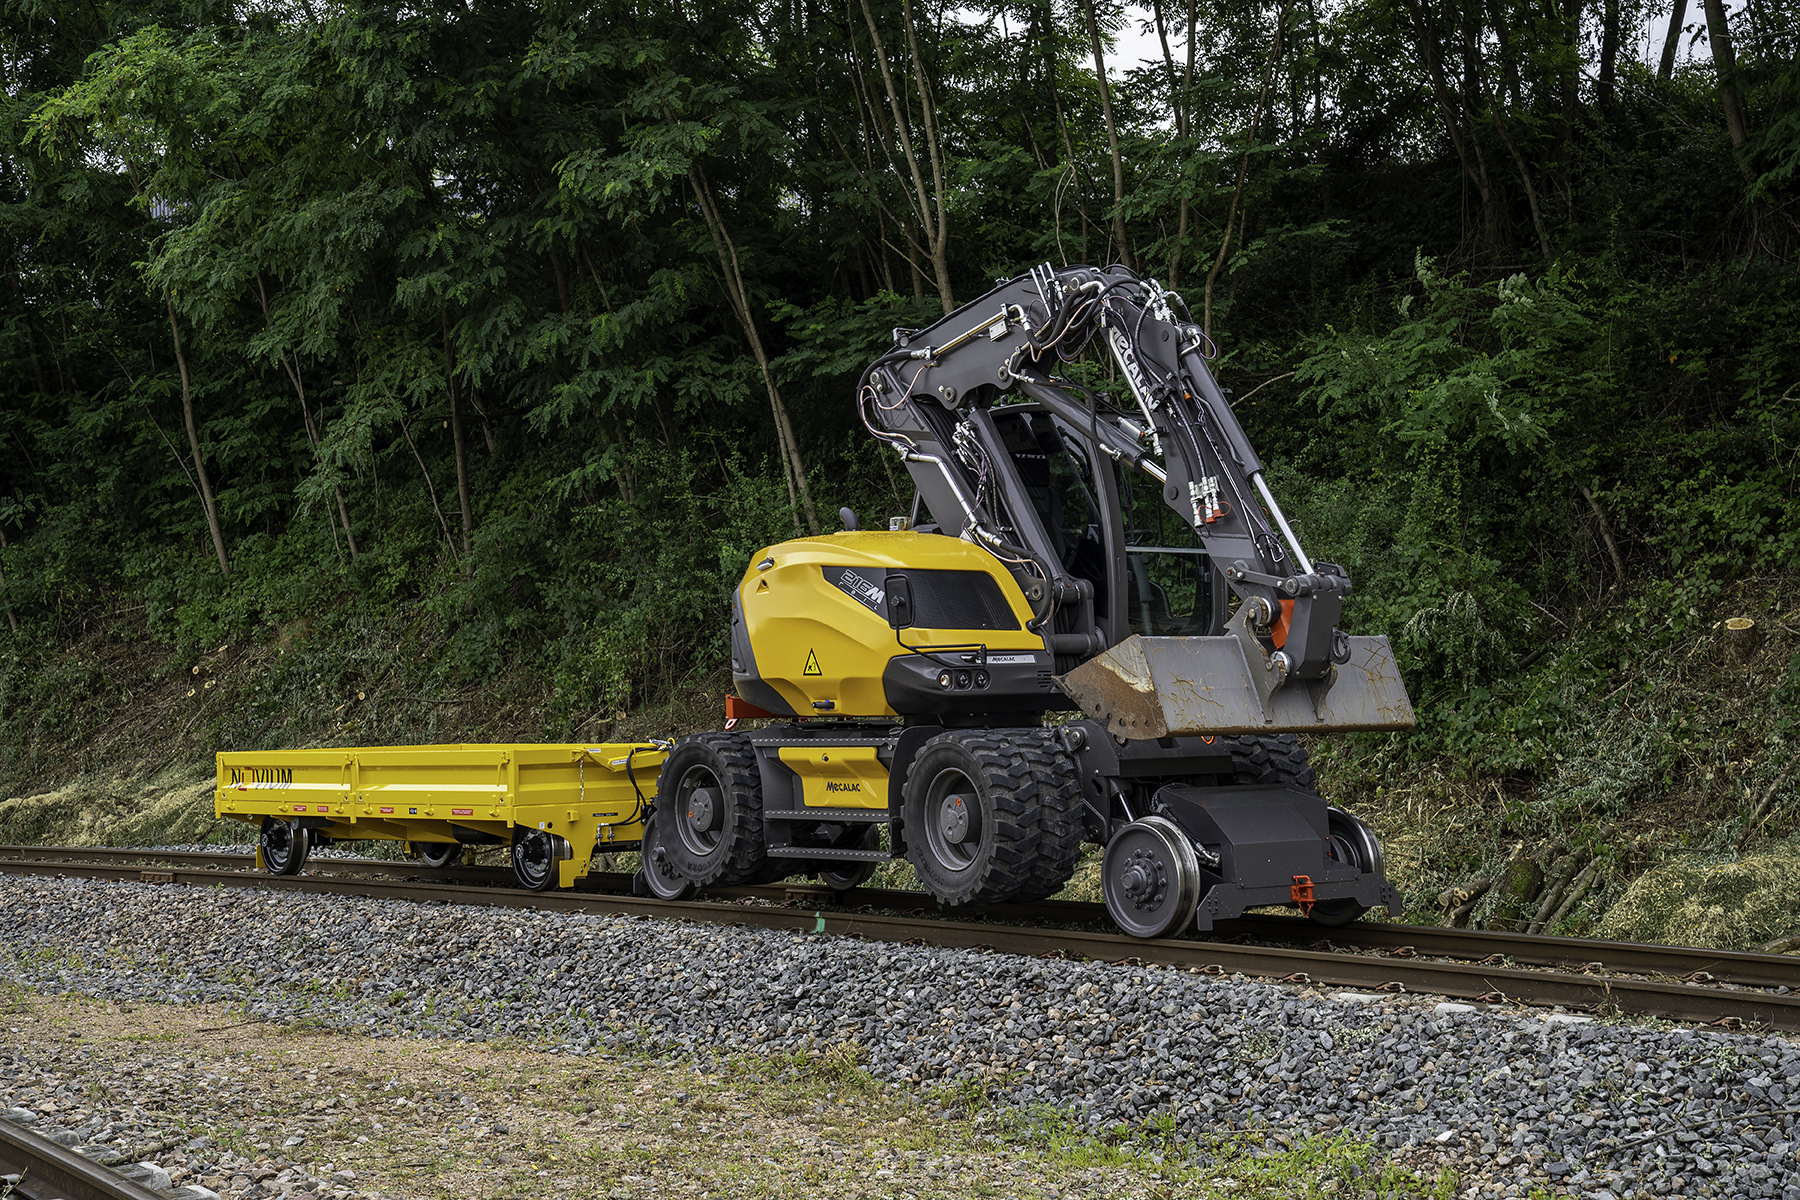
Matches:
[[803, 649, 823, 676]]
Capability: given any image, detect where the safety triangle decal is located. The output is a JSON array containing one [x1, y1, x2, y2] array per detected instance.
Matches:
[[803, 649, 822, 676]]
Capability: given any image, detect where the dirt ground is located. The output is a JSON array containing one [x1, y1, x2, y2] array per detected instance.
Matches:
[[1, 995, 1424, 1200]]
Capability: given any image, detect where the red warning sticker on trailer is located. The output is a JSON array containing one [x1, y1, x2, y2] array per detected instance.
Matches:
[[317, 806, 330, 813], [292, 804, 307, 812], [379, 806, 394, 814], [452, 808, 474, 816]]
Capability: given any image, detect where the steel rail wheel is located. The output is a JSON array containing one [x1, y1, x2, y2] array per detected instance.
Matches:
[[639, 809, 699, 900], [1102, 816, 1201, 939], [1309, 808, 1381, 927], [510, 827, 565, 892], [411, 840, 460, 869], [816, 825, 882, 892], [259, 817, 311, 876]]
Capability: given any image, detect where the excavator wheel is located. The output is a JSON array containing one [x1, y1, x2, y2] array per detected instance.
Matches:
[[1008, 730, 1086, 902], [656, 732, 769, 887], [1224, 733, 1318, 789], [901, 729, 1043, 906]]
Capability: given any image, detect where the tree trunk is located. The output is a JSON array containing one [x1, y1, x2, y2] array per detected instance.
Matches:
[[257, 276, 357, 557], [1205, 2, 1288, 335], [1598, 0, 1620, 112], [398, 414, 459, 559], [686, 164, 821, 534], [1079, 0, 1134, 270], [857, 0, 955, 312], [1562, 0, 1584, 144], [0, 525, 17, 633], [1406, 0, 1501, 256], [1153, 0, 1197, 285], [1579, 484, 1627, 585], [1658, 0, 1689, 79], [443, 312, 474, 556], [165, 291, 230, 576], [1701, 0, 1752, 170]]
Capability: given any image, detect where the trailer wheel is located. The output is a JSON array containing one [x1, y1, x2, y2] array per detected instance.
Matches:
[[639, 809, 699, 900], [901, 730, 1038, 906], [1010, 730, 1085, 902], [816, 826, 882, 892], [412, 840, 460, 869], [656, 732, 768, 887], [1101, 816, 1201, 939], [259, 817, 311, 876], [511, 828, 561, 892]]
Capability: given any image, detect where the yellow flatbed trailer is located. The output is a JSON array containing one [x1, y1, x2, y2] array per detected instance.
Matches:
[[215, 743, 664, 891]]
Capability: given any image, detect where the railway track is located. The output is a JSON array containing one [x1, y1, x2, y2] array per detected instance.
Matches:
[[4, 844, 1799, 1030], [0, 1115, 167, 1200]]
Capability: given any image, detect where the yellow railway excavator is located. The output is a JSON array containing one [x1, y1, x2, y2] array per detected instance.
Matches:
[[219, 262, 1415, 938], [640, 262, 1416, 936]]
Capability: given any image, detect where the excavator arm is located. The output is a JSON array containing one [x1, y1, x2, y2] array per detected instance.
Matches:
[[859, 264, 1414, 737]]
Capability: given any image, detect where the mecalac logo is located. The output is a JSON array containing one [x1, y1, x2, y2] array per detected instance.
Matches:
[[825, 781, 862, 793], [230, 766, 295, 790]]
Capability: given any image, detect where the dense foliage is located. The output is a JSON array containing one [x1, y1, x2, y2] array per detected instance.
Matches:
[[2, 0, 1797, 777]]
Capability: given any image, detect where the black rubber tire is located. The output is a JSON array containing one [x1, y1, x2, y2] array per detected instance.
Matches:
[[412, 840, 460, 869], [1224, 733, 1318, 789], [1010, 730, 1086, 902], [511, 827, 561, 892], [816, 826, 882, 892], [259, 817, 310, 876], [655, 732, 768, 887], [901, 729, 1043, 906]]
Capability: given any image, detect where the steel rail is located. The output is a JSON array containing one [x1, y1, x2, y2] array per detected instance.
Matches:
[[0, 1117, 168, 1200], [6, 846, 1800, 989], [2, 857, 1799, 1031]]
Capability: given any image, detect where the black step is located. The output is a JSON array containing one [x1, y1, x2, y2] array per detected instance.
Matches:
[[763, 847, 892, 861], [761, 809, 891, 822]]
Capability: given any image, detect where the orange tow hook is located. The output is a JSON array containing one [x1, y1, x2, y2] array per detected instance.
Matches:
[[1290, 874, 1316, 916]]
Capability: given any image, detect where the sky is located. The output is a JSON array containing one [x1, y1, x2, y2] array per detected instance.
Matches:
[[1095, 0, 1737, 78]]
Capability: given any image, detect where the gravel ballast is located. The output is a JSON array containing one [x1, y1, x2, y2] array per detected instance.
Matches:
[[1, 874, 1797, 1199]]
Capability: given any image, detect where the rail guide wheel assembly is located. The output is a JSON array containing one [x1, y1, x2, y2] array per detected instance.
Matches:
[[1101, 815, 1202, 939]]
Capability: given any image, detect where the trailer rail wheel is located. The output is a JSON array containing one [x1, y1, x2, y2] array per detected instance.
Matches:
[[1102, 816, 1201, 939], [259, 817, 311, 876], [412, 840, 460, 869], [656, 732, 767, 887], [639, 809, 699, 900], [901, 730, 1039, 906], [511, 828, 566, 892]]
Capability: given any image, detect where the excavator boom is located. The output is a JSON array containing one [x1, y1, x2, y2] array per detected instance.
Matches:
[[857, 264, 1414, 737]]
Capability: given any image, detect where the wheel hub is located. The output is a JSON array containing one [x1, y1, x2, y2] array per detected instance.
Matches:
[[1120, 848, 1166, 909], [687, 787, 717, 833], [937, 794, 971, 843]]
